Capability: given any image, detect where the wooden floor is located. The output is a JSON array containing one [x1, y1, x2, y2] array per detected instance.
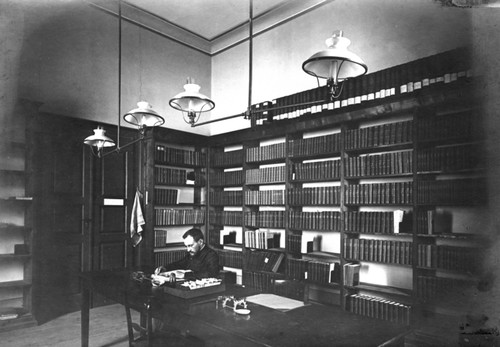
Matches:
[[0, 304, 137, 347]]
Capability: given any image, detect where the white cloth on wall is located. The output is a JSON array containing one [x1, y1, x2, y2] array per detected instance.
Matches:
[[130, 190, 145, 247]]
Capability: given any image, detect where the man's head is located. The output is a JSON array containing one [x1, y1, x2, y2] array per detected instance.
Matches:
[[182, 228, 205, 256]]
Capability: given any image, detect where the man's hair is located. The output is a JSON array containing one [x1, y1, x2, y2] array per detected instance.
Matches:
[[183, 228, 205, 242]]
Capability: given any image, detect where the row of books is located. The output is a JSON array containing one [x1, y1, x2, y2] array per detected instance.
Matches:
[[216, 248, 243, 268], [155, 145, 206, 167], [273, 279, 306, 301], [345, 150, 413, 177], [253, 47, 470, 126], [415, 275, 476, 301], [154, 208, 205, 226], [245, 166, 286, 185], [209, 180, 484, 207], [417, 110, 480, 143], [307, 260, 340, 284], [209, 190, 243, 206], [416, 144, 482, 173], [347, 294, 411, 325], [209, 170, 243, 186], [209, 210, 457, 236], [154, 188, 179, 206], [285, 257, 340, 284], [244, 190, 285, 205], [288, 186, 341, 206], [242, 271, 279, 292], [209, 211, 243, 226], [154, 167, 190, 185], [417, 244, 482, 273], [246, 142, 286, 163], [245, 249, 285, 272], [244, 211, 285, 228], [286, 258, 308, 280], [154, 249, 186, 267], [210, 149, 244, 168], [344, 181, 413, 205], [345, 211, 411, 234], [291, 160, 341, 181], [286, 234, 302, 254], [343, 238, 413, 265], [416, 178, 487, 205], [415, 210, 452, 235], [288, 133, 341, 158], [153, 229, 168, 248], [216, 116, 476, 170], [244, 229, 281, 250], [344, 121, 413, 150], [288, 211, 342, 231]]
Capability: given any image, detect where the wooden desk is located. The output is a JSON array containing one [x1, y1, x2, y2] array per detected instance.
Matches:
[[80, 269, 256, 347], [80, 270, 408, 347]]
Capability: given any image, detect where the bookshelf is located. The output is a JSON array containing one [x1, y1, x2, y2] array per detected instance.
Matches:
[[0, 102, 37, 332], [208, 145, 245, 284], [242, 138, 287, 290], [206, 46, 485, 325], [142, 128, 208, 268], [413, 104, 486, 320]]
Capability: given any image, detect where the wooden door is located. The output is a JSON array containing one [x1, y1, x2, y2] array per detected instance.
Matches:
[[31, 113, 138, 322], [91, 140, 138, 272]]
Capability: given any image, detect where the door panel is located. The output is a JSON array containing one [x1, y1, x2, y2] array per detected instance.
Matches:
[[31, 114, 138, 322], [93, 147, 136, 272]]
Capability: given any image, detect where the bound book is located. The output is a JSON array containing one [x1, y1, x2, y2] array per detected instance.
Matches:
[[343, 263, 361, 287]]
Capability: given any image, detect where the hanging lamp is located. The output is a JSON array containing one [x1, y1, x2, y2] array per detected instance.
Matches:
[[302, 30, 367, 98], [169, 77, 215, 126]]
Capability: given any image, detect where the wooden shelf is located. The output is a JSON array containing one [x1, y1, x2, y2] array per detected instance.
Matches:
[[0, 280, 32, 289]]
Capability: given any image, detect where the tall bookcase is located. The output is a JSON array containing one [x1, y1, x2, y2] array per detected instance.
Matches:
[[206, 47, 486, 325], [141, 128, 208, 269], [0, 100, 38, 332]]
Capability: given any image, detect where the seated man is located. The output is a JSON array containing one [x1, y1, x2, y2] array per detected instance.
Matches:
[[156, 227, 219, 280]]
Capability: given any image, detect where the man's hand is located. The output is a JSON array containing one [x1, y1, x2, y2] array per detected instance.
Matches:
[[154, 266, 166, 275]]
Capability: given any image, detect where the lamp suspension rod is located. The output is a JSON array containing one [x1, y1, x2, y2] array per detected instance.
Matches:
[[191, 113, 246, 127], [98, 136, 143, 158], [247, 0, 253, 114], [117, 0, 122, 150]]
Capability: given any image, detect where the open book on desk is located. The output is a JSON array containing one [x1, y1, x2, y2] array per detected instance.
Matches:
[[151, 269, 192, 286], [158, 269, 192, 279]]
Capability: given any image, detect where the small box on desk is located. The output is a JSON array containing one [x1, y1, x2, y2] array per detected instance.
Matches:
[[161, 281, 226, 299]]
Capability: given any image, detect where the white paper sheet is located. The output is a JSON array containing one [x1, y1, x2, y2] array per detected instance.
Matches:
[[245, 293, 305, 312]]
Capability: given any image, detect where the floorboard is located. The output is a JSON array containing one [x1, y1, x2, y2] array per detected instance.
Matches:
[[0, 304, 135, 347]]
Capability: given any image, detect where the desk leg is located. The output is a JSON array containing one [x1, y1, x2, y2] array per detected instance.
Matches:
[[81, 284, 90, 347]]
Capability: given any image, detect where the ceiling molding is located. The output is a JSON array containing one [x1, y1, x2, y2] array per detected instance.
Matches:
[[210, 0, 333, 55], [86, 0, 333, 56]]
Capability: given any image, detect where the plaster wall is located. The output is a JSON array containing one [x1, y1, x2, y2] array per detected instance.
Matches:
[[1, 0, 212, 136], [210, 0, 473, 135]]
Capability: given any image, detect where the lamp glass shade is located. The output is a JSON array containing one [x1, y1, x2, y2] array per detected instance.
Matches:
[[84, 126, 115, 148], [303, 32, 367, 83], [169, 83, 215, 114], [123, 101, 165, 128]]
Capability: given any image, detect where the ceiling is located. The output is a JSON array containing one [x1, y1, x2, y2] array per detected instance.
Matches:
[[125, 0, 288, 41], [89, 0, 332, 55]]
